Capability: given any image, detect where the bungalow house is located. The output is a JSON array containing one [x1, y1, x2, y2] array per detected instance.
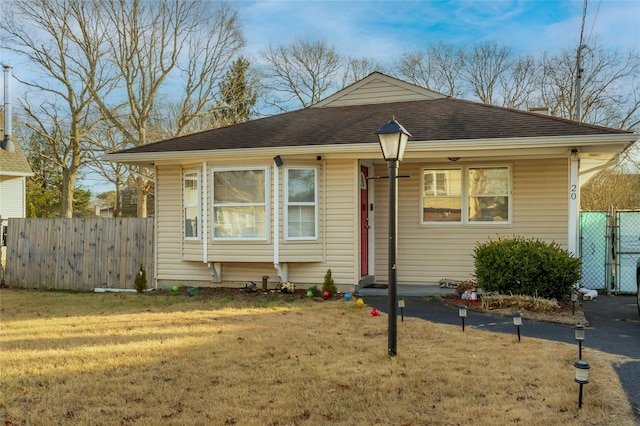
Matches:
[[105, 72, 638, 293]]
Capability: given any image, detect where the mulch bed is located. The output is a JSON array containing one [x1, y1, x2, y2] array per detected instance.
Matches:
[[156, 285, 321, 301], [439, 295, 587, 326]]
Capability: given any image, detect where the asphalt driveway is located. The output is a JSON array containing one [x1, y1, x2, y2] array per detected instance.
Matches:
[[364, 294, 639, 420]]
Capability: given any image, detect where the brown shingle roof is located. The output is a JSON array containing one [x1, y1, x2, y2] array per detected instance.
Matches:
[[112, 98, 632, 155], [0, 139, 33, 175]]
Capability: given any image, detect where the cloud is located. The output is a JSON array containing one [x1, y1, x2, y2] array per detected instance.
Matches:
[[235, 0, 639, 64]]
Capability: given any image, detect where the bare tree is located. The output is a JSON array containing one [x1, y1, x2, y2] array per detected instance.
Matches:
[[341, 57, 382, 88], [461, 43, 513, 105], [537, 40, 640, 129], [85, 123, 131, 217], [499, 56, 538, 110], [90, 0, 245, 217], [394, 43, 464, 97], [261, 39, 342, 110], [581, 167, 640, 210], [1, 0, 112, 217]]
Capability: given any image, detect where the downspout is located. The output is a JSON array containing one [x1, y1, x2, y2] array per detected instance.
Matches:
[[202, 161, 208, 263], [568, 149, 580, 257], [273, 157, 287, 282], [153, 165, 159, 289], [273, 159, 280, 276]]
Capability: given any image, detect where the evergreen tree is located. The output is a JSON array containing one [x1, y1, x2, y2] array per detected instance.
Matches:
[[215, 57, 258, 126]]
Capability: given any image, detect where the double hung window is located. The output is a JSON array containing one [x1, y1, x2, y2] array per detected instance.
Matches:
[[422, 166, 511, 224], [183, 170, 200, 239], [212, 168, 268, 240], [285, 168, 318, 240]]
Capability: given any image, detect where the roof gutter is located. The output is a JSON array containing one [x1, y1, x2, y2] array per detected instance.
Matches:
[[102, 133, 638, 165]]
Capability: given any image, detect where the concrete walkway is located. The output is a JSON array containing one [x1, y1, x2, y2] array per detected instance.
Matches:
[[355, 284, 457, 298]]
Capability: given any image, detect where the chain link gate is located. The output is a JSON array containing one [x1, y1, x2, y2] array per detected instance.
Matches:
[[579, 211, 610, 290], [615, 211, 640, 293], [579, 210, 640, 294]]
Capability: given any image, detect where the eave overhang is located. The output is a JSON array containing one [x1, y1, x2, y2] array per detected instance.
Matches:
[[102, 133, 638, 167]]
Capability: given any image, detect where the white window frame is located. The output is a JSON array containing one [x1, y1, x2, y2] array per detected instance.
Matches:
[[421, 165, 512, 225], [183, 169, 201, 240], [211, 167, 270, 241], [284, 167, 318, 241]]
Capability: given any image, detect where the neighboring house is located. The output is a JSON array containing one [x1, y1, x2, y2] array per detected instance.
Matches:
[[106, 72, 638, 292], [95, 186, 155, 218], [119, 186, 155, 218], [0, 134, 33, 253]]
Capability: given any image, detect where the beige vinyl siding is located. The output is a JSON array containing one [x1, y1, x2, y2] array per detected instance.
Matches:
[[0, 177, 26, 218], [155, 158, 360, 288], [321, 80, 438, 107], [156, 165, 211, 282], [319, 159, 359, 285], [512, 160, 568, 238], [374, 158, 569, 285], [222, 159, 358, 287]]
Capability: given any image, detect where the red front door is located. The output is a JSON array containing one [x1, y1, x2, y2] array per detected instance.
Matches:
[[360, 166, 369, 276]]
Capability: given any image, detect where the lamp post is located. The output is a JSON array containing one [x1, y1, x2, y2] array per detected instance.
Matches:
[[376, 117, 411, 357], [574, 360, 590, 408], [512, 311, 522, 342], [575, 324, 585, 359], [458, 305, 468, 332], [571, 291, 578, 315]]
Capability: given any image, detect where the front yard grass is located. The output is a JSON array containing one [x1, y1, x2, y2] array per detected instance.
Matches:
[[0, 288, 636, 425]]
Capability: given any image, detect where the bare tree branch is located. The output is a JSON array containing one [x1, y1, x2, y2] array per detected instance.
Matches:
[[261, 39, 342, 109]]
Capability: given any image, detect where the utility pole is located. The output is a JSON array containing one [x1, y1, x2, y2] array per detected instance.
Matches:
[[575, 0, 588, 122], [575, 46, 584, 122]]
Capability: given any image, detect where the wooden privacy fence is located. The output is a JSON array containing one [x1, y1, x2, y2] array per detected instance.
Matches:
[[4, 218, 154, 290]]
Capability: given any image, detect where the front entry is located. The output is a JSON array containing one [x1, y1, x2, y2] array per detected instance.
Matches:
[[360, 166, 369, 276]]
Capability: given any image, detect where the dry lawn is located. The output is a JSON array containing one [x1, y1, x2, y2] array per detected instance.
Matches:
[[0, 289, 636, 426]]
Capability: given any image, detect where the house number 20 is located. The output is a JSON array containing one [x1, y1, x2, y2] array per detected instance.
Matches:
[[570, 184, 577, 200]]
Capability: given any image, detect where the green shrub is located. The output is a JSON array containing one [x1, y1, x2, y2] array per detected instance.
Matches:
[[134, 264, 147, 293], [322, 269, 337, 297], [473, 236, 581, 300]]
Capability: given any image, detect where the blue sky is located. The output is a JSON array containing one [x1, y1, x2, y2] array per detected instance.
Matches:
[[235, 0, 639, 64], [2, 1, 638, 100], [2, 0, 638, 194]]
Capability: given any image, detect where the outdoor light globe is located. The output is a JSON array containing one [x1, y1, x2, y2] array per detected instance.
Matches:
[[575, 324, 586, 341], [512, 312, 523, 326], [458, 305, 468, 318], [375, 118, 411, 161], [574, 360, 590, 384]]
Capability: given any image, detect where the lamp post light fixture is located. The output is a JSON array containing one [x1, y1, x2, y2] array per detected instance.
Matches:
[[571, 291, 579, 314], [574, 360, 591, 408], [575, 324, 586, 359], [398, 298, 405, 322], [458, 304, 468, 331], [512, 311, 523, 342], [376, 117, 411, 357]]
